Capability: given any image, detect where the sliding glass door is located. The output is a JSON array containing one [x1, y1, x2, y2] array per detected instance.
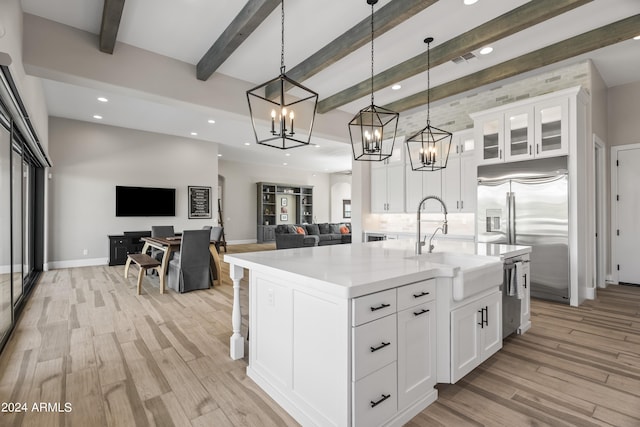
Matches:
[[0, 120, 11, 338]]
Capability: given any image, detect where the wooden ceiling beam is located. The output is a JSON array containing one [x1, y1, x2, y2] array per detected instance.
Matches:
[[317, 0, 592, 114], [383, 14, 640, 113], [264, 0, 438, 99], [197, 0, 281, 81], [99, 0, 126, 54]]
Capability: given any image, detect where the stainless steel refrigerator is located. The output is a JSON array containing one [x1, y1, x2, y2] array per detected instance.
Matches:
[[477, 156, 569, 303]]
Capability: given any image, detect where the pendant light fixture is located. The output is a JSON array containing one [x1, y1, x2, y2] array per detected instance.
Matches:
[[406, 37, 452, 171], [348, 0, 399, 162], [246, 0, 318, 150]]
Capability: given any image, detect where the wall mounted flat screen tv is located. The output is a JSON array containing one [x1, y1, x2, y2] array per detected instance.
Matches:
[[116, 186, 176, 217]]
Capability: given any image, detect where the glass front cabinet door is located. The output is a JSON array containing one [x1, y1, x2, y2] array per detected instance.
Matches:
[[534, 98, 569, 158], [504, 107, 534, 162], [476, 114, 504, 165]]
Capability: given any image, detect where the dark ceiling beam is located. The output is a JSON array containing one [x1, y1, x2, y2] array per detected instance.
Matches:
[[264, 0, 438, 99], [317, 0, 592, 114], [197, 0, 281, 81], [99, 0, 126, 54], [383, 14, 640, 113]]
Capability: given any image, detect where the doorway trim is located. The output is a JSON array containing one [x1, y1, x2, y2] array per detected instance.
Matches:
[[610, 142, 640, 284], [593, 135, 606, 289]]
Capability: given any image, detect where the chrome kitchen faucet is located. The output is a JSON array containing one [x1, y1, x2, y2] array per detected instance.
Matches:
[[416, 195, 448, 255]]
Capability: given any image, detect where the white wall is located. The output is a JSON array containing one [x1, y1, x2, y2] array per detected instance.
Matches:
[[330, 173, 351, 223], [218, 159, 331, 243], [47, 117, 219, 268], [0, 0, 48, 148]]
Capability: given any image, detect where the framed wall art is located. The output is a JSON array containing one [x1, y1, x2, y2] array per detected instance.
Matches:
[[188, 186, 212, 219]]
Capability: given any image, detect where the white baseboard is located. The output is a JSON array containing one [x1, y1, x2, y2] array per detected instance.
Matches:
[[47, 257, 109, 270], [227, 239, 258, 245]]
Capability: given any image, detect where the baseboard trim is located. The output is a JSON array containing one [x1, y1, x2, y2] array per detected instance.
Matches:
[[48, 257, 109, 270], [227, 239, 258, 245]]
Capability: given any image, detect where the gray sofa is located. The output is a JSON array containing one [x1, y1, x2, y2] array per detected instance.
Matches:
[[275, 223, 351, 249]]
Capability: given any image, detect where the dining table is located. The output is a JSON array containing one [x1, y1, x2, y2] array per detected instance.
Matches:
[[125, 235, 222, 293]]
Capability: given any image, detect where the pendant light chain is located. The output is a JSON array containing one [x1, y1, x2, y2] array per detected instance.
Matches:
[[280, 0, 285, 74], [426, 38, 431, 125], [370, 0, 374, 106]]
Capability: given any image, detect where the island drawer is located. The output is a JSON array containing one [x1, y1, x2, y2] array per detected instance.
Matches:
[[352, 361, 397, 427], [352, 314, 397, 381], [397, 279, 436, 311], [352, 289, 396, 326]]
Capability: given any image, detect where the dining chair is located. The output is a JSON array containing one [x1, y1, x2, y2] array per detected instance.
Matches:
[[210, 226, 223, 252], [151, 225, 175, 262], [167, 229, 211, 293]]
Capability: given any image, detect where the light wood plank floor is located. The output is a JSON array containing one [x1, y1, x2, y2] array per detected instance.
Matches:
[[0, 243, 638, 426]]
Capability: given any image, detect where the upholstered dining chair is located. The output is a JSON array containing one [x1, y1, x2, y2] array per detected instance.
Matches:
[[150, 225, 175, 262], [167, 229, 211, 293], [210, 226, 223, 252]]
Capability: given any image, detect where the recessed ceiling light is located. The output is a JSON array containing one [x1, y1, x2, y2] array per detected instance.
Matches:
[[190, 132, 198, 136], [314, 144, 321, 148], [283, 162, 288, 166], [391, 84, 401, 90], [217, 154, 222, 157], [208, 119, 216, 124], [97, 97, 108, 103], [634, 35, 640, 40], [479, 46, 493, 55], [464, 0, 478, 5], [285, 153, 291, 157], [93, 115, 102, 119], [244, 142, 251, 146]]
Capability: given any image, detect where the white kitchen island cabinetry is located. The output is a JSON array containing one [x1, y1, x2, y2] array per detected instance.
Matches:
[[225, 240, 529, 426], [449, 289, 502, 383]]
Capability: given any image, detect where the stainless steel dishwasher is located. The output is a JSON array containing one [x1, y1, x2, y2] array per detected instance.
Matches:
[[502, 254, 531, 338]]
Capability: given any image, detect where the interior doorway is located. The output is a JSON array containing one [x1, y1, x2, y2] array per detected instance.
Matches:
[[612, 143, 640, 285]]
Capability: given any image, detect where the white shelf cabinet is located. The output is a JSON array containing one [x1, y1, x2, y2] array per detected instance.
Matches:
[[473, 91, 571, 166], [404, 165, 443, 214], [371, 145, 405, 213], [450, 289, 502, 383], [443, 130, 477, 213]]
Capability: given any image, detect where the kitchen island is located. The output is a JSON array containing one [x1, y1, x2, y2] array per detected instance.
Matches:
[[225, 239, 530, 427]]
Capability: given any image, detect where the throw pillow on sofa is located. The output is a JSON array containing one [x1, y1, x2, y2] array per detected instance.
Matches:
[[305, 223, 320, 236], [296, 226, 306, 235], [339, 225, 349, 234], [286, 224, 298, 234], [318, 223, 331, 234], [329, 223, 341, 234]]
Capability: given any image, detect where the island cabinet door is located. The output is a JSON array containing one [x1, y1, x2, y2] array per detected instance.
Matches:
[[450, 290, 502, 383], [397, 300, 436, 410], [450, 300, 482, 383]]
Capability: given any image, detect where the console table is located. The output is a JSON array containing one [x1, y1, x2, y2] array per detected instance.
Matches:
[[108, 231, 151, 266]]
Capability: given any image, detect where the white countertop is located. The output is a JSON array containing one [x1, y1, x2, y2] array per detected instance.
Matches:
[[225, 239, 530, 299]]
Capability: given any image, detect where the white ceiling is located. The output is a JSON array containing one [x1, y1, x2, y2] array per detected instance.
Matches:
[[20, 0, 640, 173]]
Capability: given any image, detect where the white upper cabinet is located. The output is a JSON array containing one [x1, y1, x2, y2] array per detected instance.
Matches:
[[472, 89, 574, 166], [371, 138, 405, 213], [534, 97, 569, 159], [443, 130, 476, 213]]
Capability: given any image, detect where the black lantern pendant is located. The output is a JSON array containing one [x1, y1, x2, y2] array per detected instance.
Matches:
[[348, 0, 399, 162], [406, 37, 452, 171], [246, 0, 318, 150]]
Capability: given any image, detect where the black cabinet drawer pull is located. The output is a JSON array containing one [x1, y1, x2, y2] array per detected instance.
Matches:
[[413, 308, 430, 316], [370, 303, 391, 312], [477, 308, 485, 328], [412, 291, 430, 298], [370, 342, 391, 353], [370, 394, 391, 408], [484, 306, 489, 326]]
